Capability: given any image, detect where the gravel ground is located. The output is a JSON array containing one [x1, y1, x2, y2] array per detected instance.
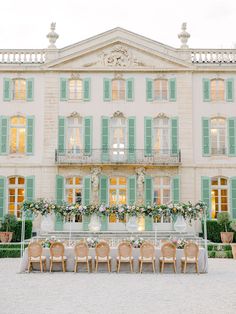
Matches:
[[0, 258, 236, 314]]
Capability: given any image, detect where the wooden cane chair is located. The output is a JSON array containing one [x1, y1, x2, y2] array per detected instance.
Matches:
[[28, 242, 46, 272], [116, 242, 133, 273], [181, 242, 200, 274], [159, 242, 177, 273], [74, 241, 92, 273], [139, 242, 156, 273], [95, 241, 112, 272], [49, 242, 67, 272]]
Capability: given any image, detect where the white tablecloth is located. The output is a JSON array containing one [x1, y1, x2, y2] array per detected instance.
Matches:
[[20, 247, 208, 273]]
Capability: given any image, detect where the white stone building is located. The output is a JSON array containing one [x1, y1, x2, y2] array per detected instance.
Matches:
[[0, 23, 236, 228]]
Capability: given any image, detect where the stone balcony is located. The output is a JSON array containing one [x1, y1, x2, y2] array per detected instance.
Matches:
[[55, 149, 181, 166]]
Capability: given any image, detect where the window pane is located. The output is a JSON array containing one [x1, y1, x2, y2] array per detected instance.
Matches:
[[66, 178, 73, 185], [19, 129, 25, 153], [10, 128, 17, 153], [9, 177, 15, 184], [163, 177, 170, 185], [221, 178, 227, 185], [18, 177, 25, 185], [119, 177, 126, 185], [110, 178, 117, 185], [75, 177, 81, 185]]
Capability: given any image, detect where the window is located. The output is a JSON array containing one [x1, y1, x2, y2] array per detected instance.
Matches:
[[211, 177, 228, 219], [112, 79, 125, 101], [10, 116, 26, 154], [211, 79, 224, 101], [211, 118, 226, 155], [153, 177, 171, 204], [111, 116, 126, 161], [8, 176, 25, 218], [154, 79, 168, 101], [109, 177, 127, 206], [65, 176, 82, 222], [69, 79, 83, 100], [67, 116, 83, 153], [153, 117, 170, 154], [13, 79, 26, 100]]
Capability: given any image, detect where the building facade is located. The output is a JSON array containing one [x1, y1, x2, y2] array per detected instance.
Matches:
[[0, 23, 236, 226]]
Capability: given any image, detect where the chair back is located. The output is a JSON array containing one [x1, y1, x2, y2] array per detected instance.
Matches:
[[95, 241, 110, 258], [75, 241, 89, 258], [161, 242, 176, 258], [118, 242, 132, 258], [140, 242, 155, 258], [50, 242, 64, 258], [184, 242, 199, 259], [28, 242, 42, 258]]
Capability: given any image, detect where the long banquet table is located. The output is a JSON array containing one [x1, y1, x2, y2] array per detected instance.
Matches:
[[20, 247, 208, 273]]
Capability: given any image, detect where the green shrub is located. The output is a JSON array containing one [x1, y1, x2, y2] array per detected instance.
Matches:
[[0, 214, 18, 232], [226, 251, 233, 258], [0, 249, 21, 258], [208, 244, 214, 251], [11, 220, 32, 242], [223, 245, 232, 251], [202, 220, 236, 243], [217, 212, 231, 232], [208, 251, 216, 258]]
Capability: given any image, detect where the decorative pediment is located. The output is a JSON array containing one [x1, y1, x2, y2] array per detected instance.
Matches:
[[67, 111, 82, 119], [111, 111, 126, 119], [155, 113, 169, 119]]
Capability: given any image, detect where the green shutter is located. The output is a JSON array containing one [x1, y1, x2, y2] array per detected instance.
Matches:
[[171, 117, 178, 155], [26, 116, 34, 155], [25, 176, 35, 202], [202, 118, 210, 156], [3, 78, 11, 101], [144, 117, 153, 156], [60, 78, 68, 101], [172, 176, 180, 203], [58, 117, 65, 154], [128, 176, 136, 205], [203, 79, 210, 102], [145, 176, 153, 205], [26, 78, 34, 101], [0, 116, 9, 155], [126, 78, 134, 101], [169, 78, 176, 101], [84, 117, 92, 156], [128, 117, 136, 162], [83, 78, 91, 101], [0, 176, 6, 218], [146, 79, 153, 102], [83, 177, 91, 205], [100, 176, 108, 205], [55, 214, 64, 231], [201, 176, 211, 218], [230, 177, 236, 219], [226, 78, 234, 102], [56, 175, 64, 205], [101, 117, 109, 162], [103, 79, 111, 101], [228, 118, 236, 156]]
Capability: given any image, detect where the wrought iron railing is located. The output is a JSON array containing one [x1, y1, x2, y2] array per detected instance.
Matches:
[[55, 149, 181, 165]]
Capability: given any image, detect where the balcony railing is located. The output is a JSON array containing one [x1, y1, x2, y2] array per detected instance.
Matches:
[[0, 49, 46, 64], [55, 149, 181, 165], [191, 49, 236, 64]]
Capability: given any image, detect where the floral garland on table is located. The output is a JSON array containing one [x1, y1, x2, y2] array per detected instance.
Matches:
[[169, 237, 188, 249], [129, 237, 145, 248]]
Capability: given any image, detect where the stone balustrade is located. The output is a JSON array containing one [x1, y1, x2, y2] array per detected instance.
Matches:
[[191, 49, 236, 64], [0, 49, 46, 64]]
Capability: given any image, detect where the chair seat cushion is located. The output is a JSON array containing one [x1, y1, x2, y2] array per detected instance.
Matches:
[[75, 256, 92, 262], [159, 256, 176, 262], [29, 256, 46, 262], [139, 256, 155, 262], [96, 256, 112, 262], [181, 257, 197, 263], [117, 256, 134, 262], [50, 256, 67, 261]]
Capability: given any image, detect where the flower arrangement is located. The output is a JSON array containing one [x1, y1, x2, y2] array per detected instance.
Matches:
[[129, 237, 145, 248], [22, 199, 57, 216], [86, 237, 98, 248], [41, 236, 57, 248], [169, 237, 188, 249]]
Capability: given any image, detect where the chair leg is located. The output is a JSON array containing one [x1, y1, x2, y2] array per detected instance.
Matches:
[[196, 262, 199, 275], [173, 261, 177, 273], [161, 261, 165, 273], [90, 260, 92, 272], [95, 259, 98, 272], [140, 261, 143, 274], [152, 260, 155, 273], [50, 260, 53, 272], [184, 261, 187, 274], [40, 260, 43, 273], [28, 261, 31, 273], [62, 261, 65, 272], [130, 260, 133, 273], [43, 260, 46, 272], [86, 260, 89, 273], [117, 260, 121, 273], [107, 260, 111, 273], [74, 261, 77, 273]]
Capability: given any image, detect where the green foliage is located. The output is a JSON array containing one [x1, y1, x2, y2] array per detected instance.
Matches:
[[202, 220, 236, 243], [226, 251, 233, 258], [11, 220, 32, 242], [207, 244, 214, 251], [230, 219, 236, 232], [0, 249, 21, 258], [217, 212, 231, 232], [208, 251, 216, 258], [0, 214, 18, 232]]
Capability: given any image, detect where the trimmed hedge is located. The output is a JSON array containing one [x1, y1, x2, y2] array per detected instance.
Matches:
[[202, 220, 236, 243], [0, 243, 28, 258]]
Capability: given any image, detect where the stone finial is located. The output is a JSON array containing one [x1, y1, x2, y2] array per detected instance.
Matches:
[[178, 22, 190, 49], [46, 22, 59, 49]]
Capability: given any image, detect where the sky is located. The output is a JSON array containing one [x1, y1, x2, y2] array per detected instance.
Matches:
[[0, 0, 236, 49]]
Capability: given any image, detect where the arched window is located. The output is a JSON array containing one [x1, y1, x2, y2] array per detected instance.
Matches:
[[13, 79, 26, 100], [211, 177, 228, 219], [8, 176, 25, 218], [10, 116, 26, 154], [109, 177, 127, 206], [153, 117, 170, 154], [211, 118, 226, 155], [68, 79, 83, 100], [112, 79, 125, 101], [111, 116, 126, 161], [67, 116, 83, 153], [154, 79, 168, 101], [153, 177, 171, 204], [211, 79, 224, 101]]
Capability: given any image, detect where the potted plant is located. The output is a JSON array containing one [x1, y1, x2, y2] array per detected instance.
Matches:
[[217, 212, 234, 243], [0, 214, 18, 243], [230, 220, 236, 258]]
